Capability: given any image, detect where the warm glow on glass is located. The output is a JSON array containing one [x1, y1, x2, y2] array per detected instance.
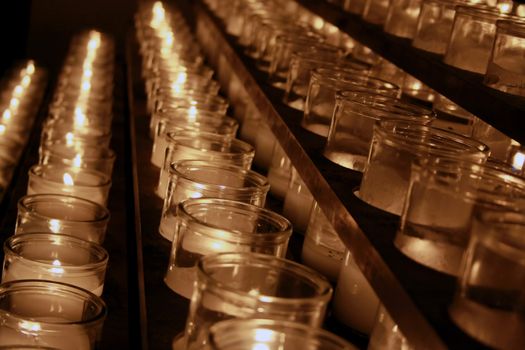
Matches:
[[252, 344, 270, 350], [254, 329, 274, 342], [73, 154, 83, 168], [512, 151, 525, 171], [19, 320, 41, 332], [497, 0, 513, 14], [0, 124, 6, 135], [49, 219, 62, 233], [151, 1, 166, 28], [74, 107, 88, 129], [63, 173, 74, 186], [49, 259, 65, 274]]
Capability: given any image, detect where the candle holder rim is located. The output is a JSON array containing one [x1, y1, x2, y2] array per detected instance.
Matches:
[[29, 164, 112, 187], [40, 142, 117, 161], [313, 68, 399, 92], [166, 131, 255, 154]]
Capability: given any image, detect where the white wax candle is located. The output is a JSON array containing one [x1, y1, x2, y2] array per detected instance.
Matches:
[[267, 167, 290, 200], [254, 126, 276, 170], [333, 250, 379, 334], [283, 185, 314, 233], [2, 259, 104, 296], [301, 235, 343, 282], [151, 132, 169, 168]]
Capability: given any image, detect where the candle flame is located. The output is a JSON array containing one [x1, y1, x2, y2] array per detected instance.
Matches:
[[19, 320, 41, 332], [73, 154, 83, 168], [66, 132, 75, 146], [63, 173, 74, 186], [497, 0, 513, 13], [254, 329, 274, 342], [9, 98, 20, 110], [49, 219, 62, 233], [26, 61, 35, 75], [81, 80, 91, 92], [2, 109, 11, 122], [174, 72, 187, 85], [151, 2, 166, 28], [252, 344, 270, 350], [50, 259, 64, 274], [188, 105, 198, 122], [21, 75, 31, 88], [13, 85, 24, 97], [0, 125, 6, 135], [512, 151, 525, 171], [74, 107, 87, 128]]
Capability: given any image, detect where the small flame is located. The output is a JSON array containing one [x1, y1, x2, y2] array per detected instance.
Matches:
[[82, 68, 93, 79], [21, 75, 31, 88], [63, 173, 74, 186], [74, 107, 87, 128], [174, 72, 187, 85], [13, 85, 24, 97], [25, 61, 35, 75], [151, 2, 166, 27], [254, 329, 274, 342], [0, 125, 6, 135], [49, 219, 61, 233], [2, 109, 12, 121], [9, 98, 20, 110], [512, 151, 525, 171], [72, 154, 83, 168], [19, 320, 41, 332], [188, 105, 198, 122], [66, 132, 75, 146], [81, 80, 91, 92], [50, 259, 64, 274], [252, 344, 270, 350], [87, 32, 101, 51]]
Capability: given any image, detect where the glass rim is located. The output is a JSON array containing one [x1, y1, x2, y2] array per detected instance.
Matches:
[[170, 160, 269, 191], [179, 198, 292, 241], [198, 252, 333, 304], [375, 120, 489, 156], [159, 114, 238, 129], [455, 5, 517, 21], [313, 68, 399, 91], [496, 19, 525, 35], [0, 279, 107, 329], [17, 193, 110, 224], [208, 318, 356, 349], [166, 131, 254, 155], [4, 232, 109, 273], [41, 141, 116, 161], [28, 164, 112, 188]]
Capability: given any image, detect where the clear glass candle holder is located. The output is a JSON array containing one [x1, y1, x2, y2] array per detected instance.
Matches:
[[207, 318, 358, 350], [2, 233, 108, 296], [444, 5, 510, 74], [323, 91, 435, 172], [368, 305, 413, 350], [484, 20, 525, 96], [40, 121, 112, 150], [148, 80, 222, 114], [159, 160, 269, 241], [395, 157, 525, 275], [16, 194, 110, 244], [301, 202, 346, 282], [282, 168, 315, 234], [432, 94, 476, 136], [267, 143, 292, 200], [449, 207, 525, 349], [165, 198, 292, 298], [283, 50, 369, 111], [384, 0, 423, 39], [303, 68, 400, 137], [333, 249, 379, 335], [27, 164, 111, 207], [412, 0, 458, 54], [182, 252, 333, 349], [39, 141, 116, 177], [362, 0, 391, 25], [344, 0, 367, 15], [359, 120, 490, 215], [0, 280, 106, 350], [157, 131, 255, 199], [151, 113, 238, 168], [253, 120, 277, 170]]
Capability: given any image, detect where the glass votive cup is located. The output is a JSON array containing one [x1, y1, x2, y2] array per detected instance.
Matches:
[[432, 94, 476, 136], [165, 198, 292, 298], [267, 142, 292, 200], [412, 0, 458, 54], [159, 160, 270, 241], [449, 207, 525, 349], [253, 120, 277, 170], [27, 164, 111, 207], [368, 305, 413, 350], [150, 81, 225, 113], [369, 58, 406, 88], [333, 249, 379, 335], [15, 194, 110, 244], [2, 233, 108, 296], [484, 20, 525, 96], [284, 50, 369, 111], [395, 157, 525, 275], [444, 5, 511, 74], [472, 117, 513, 161], [282, 168, 315, 234], [0, 280, 106, 349], [207, 318, 358, 350], [303, 68, 400, 137], [384, 0, 423, 39], [183, 252, 333, 349], [301, 202, 346, 282], [344, 0, 367, 15], [40, 122, 112, 150], [359, 120, 490, 215], [323, 91, 435, 172], [151, 113, 238, 168], [362, 0, 391, 25], [157, 131, 255, 199], [39, 141, 116, 177]]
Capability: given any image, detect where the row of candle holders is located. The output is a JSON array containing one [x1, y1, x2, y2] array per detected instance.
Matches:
[[0, 30, 116, 349], [205, 0, 525, 348], [135, 2, 385, 349], [324, 0, 525, 97]]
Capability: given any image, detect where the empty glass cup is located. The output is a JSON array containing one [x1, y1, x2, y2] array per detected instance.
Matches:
[[182, 252, 333, 349], [449, 207, 525, 348], [0, 280, 106, 350], [484, 20, 525, 96], [395, 157, 525, 275], [165, 198, 292, 298], [159, 160, 269, 241], [323, 91, 435, 172], [16, 194, 110, 244], [207, 318, 358, 350], [359, 120, 490, 215]]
